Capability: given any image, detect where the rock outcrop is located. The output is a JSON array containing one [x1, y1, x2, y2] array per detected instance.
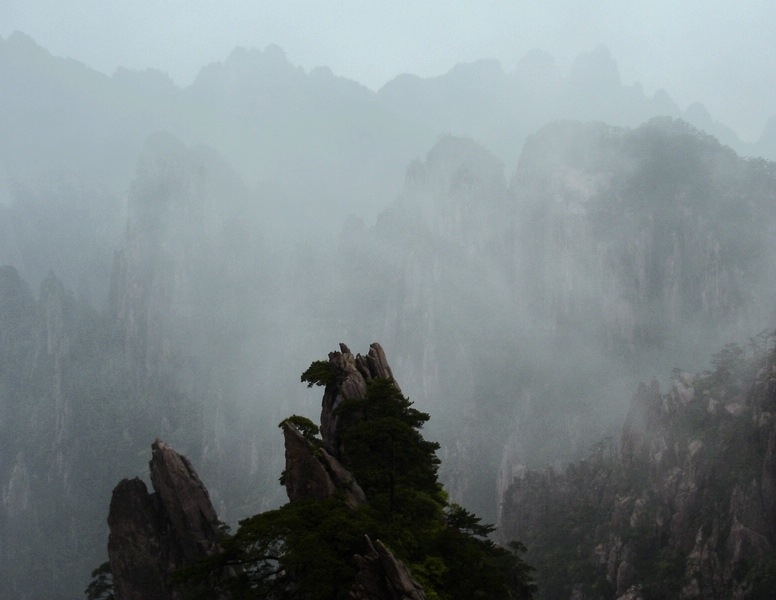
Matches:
[[348, 536, 428, 600], [319, 342, 398, 455], [284, 343, 426, 599], [104, 344, 426, 600], [107, 439, 222, 600], [281, 420, 366, 508], [281, 342, 397, 508], [498, 336, 776, 599]]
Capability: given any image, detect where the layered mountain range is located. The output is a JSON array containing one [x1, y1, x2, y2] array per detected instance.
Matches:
[[1, 33, 776, 598]]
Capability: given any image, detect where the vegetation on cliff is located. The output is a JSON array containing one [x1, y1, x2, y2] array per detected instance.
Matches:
[[173, 348, 536, 599], [499, 331, 776, 599]]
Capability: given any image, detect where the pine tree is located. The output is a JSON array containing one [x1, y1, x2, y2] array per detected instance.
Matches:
[[175, 360, 536, 599]]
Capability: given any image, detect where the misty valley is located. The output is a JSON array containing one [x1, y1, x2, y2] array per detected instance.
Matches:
[[1, 31, 776, 599]]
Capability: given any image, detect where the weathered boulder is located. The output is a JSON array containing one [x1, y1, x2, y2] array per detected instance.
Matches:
[[148, 438, 221, 560], [281, 421, 337, 502]]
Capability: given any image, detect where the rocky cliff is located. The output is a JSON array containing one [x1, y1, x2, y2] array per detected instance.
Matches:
[[106, 439, 223, 600], [343, 120, 776, 523], [498, 334, 776, 599], [282, 342, 428, 599], [511, 119, 776, 359], [102, 344, 431, 600], [0, 266, 143, 599], [5, 32, 776, 600]]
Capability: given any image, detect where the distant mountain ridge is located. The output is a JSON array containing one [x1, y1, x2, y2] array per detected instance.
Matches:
[[2, 30, 776, 600], [1, 32, 774, 260]]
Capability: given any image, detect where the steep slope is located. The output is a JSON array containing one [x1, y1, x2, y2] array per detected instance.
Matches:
[[106, 439, 223, 600], [498, 334, 776, 599], [337, 120, 776, 522], [511, 118, 776, 364], [0, 266, 204, 599]]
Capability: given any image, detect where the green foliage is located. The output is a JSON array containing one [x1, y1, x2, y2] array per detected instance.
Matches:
[[445, 504, 496, 538], [279, 414, 320, 443], [84, 561, 114, 600], [335, 378, 443, 521], [742, 558, 776, 599], [178, 362, 535, 599], [428, 517, 536, 599], [186, 498, 371, 600], [300, 360, 336, 388]]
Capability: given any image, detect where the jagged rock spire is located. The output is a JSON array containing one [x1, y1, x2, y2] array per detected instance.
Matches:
[[107, 439, 222, 600], [281, 421, 366, 508], [320, 342, 399, 456]]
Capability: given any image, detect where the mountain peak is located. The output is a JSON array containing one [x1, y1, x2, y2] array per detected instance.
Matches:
[[107, 439, 222, 600], [569, 44, 621, 88]]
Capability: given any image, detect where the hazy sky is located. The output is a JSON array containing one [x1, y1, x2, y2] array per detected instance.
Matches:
[[1, 1, 774, 142]]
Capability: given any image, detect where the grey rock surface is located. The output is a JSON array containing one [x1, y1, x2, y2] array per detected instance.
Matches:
[[107, 439, 222, 600]]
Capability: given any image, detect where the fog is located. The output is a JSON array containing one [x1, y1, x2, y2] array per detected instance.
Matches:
[[3, 2, 776, 141], [1, 6, 776, 599]]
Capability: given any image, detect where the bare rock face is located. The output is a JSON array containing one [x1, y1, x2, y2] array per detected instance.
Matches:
[[283, 344, 423, 598], [499, 354, 776, 599], [148, 439, 221, 560], [281, 422, 337, 502], [107, 439, 222, 600], [348, 536, 427, 600], [281, 422, 367, 508], [320, 342, 399, 457], [282, 343, 392, 507], [107, 478, 168, 600]]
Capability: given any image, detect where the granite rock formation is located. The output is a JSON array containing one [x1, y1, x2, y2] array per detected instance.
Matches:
[[104, 344, 426, 600], [498, 336, 776, 599], [107, 439, 222, 600], [348, 536, 428, 600], [280, 342, 397, 508], [319, 342, 398, 455], [283, 342, 427, 599], [280, 420, 366, 508]]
